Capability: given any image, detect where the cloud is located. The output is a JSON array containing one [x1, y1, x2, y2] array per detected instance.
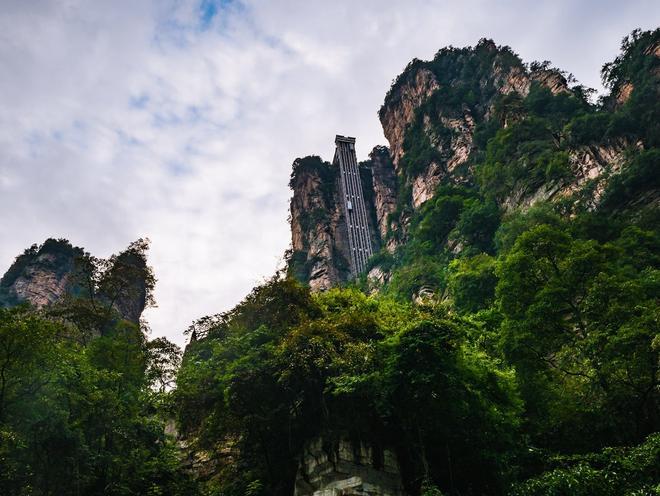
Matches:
[[0, 0, 656, 346]]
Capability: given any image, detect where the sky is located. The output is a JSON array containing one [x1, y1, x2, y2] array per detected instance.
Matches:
[[1, 0, 658, 347]]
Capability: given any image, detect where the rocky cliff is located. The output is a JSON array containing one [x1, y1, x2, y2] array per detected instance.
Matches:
[[288, 156, 351, 291], [99, 248, 150, 323], [288, 34, 659, 291], [0, 238, 150, 323], [287, 154, 387, 290], [0, 239, 83, 308], [377, 39, 572, 214], [367, 146, 398, 251], [176, 30, 660, 496]]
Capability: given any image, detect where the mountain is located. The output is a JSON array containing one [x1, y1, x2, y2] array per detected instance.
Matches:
[[287, 33, 659, 297], [174, 29, 659, 496], [287, 149, 390, 290], [0, 237, 187, 496], [1, 28, 658, 496]]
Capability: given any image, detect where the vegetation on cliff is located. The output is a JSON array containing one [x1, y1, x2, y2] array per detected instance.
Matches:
[[0, 241, 192, 495], [178, 27, 659, 494], [177, 279, 523, 495]]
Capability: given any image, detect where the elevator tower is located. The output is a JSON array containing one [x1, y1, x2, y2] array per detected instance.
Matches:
[[333, 135, 373, 277]]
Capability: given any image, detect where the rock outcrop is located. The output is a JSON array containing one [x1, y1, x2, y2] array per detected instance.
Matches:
[[379, 66, 439, 168], [100, 249, 150, 323], [0, 238, 150, 323], [287, 41, 580, 288], [378, 41, 572, 212], [610, 38, 660, 109], [410, 113, 477, 209], [368, 146, 398, 247], [288, 156, 352, 291], [0, 239, 82, 308], [530, 68, 570, 96], [287, 149, 398, 289]]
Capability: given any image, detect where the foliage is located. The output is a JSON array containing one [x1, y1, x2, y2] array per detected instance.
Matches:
[[601, 29, 660, 146], [358, 28, 660, 494], [146, 337, 183, 393], [476, 111, 575, 202], [602, 29, 659, 91], [452, 199, 501, 254], [0, 249, 192, 495], [382, 39, 524, 119], [385, 255, 448, 301], [511, 433, 660, 496], [176, 280, 523, 495], [447, 254, 497, 313], [600, 149, 660, 210], [413, 185, 474, 249], [496, 223, 659, 450], [399, 118, 447, 178]]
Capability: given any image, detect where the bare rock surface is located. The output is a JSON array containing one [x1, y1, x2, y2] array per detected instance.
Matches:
[[295, 438, 405, 496]]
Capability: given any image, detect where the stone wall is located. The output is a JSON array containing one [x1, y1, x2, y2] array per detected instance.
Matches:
[[295, 438, 405, 496]]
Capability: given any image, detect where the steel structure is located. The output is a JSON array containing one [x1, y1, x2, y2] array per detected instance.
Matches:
[[333, 135, 373, 277]]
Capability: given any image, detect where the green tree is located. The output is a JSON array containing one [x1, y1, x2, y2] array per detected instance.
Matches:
[[447, 254, 497, 313], [497, 224, 659, 449]]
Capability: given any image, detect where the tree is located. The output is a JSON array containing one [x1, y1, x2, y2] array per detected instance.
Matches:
[[52, 238, 155, 339], [146, 337, 182, 393], [447, 254, 497, 313], [497, 224, 659, 449]]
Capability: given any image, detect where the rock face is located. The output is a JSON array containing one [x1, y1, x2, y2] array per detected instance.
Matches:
[[410, 113, 476, 209], [288, 150, 396, 290], [610, 39, 660, 109], [530, 68, 570, 96], [378, 41, 571, 211], [294, 438, 404, 496], [288, 156, 352, 291], [0, 239, 82, 308], [101, 250, 149, 323], [287, 42, 580, 288], [379, 66, 440, 168], [0, 238, 149, 323], [368, 146, 398, 248], [499, 139, 633, 212]]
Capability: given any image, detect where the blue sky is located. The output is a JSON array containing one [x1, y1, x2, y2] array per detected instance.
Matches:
[[0, 0, 658, 346]]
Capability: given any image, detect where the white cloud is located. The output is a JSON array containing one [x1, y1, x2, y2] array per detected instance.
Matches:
[[0, 0, 657, 346]]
